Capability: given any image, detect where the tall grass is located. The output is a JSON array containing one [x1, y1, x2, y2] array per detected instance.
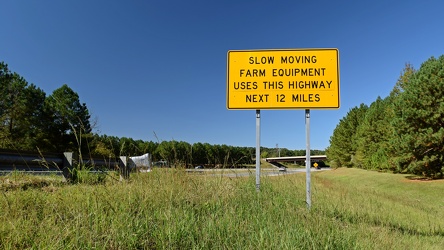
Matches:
[[0, 168, 443, 249]]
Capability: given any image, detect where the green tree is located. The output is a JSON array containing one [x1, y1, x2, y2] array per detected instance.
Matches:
[[383, 63, 417, 171], [279, 148, 292, 157], [0, 71, 28, 148], [155, 140, 175, 166], [355, 96, 393, 170], [191, 142, 207, 166], [43, 84, 92, 152], [231, 146, 253, 167], [220, 144, 231, 167], [203, 143, 215, 167], [390, 63, 416, 98], [175, 141, 192, 167], [327, 104, 368, 168], [391, 55, 444, 178], [92, 135, 121, 157], [0, 63, 46, 150], [293, 149, 306, 156], [17, 83, 47, 150], [212, 144, 223, 167]]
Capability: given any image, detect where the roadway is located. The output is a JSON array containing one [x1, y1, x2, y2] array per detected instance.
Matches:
[[186, 167, 331, 178]]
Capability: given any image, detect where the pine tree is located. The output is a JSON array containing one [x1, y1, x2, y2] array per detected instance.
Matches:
[[0, 63, 46, 150], [391, 55, 444, 178], [355, 97, 392, 170], [43, 84, 92, 152], [327, 104, 368, 168]]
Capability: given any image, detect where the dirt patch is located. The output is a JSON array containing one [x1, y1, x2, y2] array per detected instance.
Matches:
[[403, 175, 444, 182]]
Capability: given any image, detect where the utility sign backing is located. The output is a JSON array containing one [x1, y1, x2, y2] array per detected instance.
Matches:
[[227, 49, 340, 109]]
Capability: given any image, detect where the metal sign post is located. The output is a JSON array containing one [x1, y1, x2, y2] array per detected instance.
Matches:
[[305, 109, 311, 209], [227, 48, 340, 203], [256, 110, 261, 191]]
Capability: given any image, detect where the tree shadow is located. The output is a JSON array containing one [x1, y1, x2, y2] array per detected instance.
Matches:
[[404, 175, 433, 181]]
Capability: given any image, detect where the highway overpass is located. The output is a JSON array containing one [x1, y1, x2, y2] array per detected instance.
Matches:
[[265, 155, 327, 163]]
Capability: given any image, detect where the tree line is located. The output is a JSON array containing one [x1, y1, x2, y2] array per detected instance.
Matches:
[[91, 136, 324, 168], [327, 55, 444, 178], [0, 62, 91, 153], [1, 61, 324, 168]]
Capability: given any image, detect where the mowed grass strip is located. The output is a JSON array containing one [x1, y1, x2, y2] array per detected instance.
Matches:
[[0, 168, 443, 249], [312, 168, 444, 249]]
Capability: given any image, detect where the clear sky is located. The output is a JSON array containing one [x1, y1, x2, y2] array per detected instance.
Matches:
[[1, 0, 443, 150]]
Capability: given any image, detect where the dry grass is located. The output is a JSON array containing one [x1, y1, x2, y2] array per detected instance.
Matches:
[[0, 168, 443, 249]]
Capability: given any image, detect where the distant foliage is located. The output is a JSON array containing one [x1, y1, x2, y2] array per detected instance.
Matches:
[[89, 134, 323, 168], [327, 56, 444, 178], [87, 134, 326, 168], [0, 61, 324, 168]]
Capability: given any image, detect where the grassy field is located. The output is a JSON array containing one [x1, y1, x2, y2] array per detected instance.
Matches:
[[1, 168, 443, 249]]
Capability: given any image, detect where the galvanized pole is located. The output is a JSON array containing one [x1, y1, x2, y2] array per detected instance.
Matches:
[[305, 109, 311, 209], [256, 110, 261, 191]]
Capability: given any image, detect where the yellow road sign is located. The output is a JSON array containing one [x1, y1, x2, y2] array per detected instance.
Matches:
[[227, 49, 340, 109]]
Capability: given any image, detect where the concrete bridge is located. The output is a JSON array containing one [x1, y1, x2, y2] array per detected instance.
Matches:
[[265, 155, 327, 170], [265, 155, 327, 163]]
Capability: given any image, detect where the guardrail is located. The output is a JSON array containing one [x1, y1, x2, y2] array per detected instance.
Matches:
[[0, 149, 151, 180]]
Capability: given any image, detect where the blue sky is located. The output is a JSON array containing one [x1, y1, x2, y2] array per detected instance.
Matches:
[[1, 0, 443, 150]]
